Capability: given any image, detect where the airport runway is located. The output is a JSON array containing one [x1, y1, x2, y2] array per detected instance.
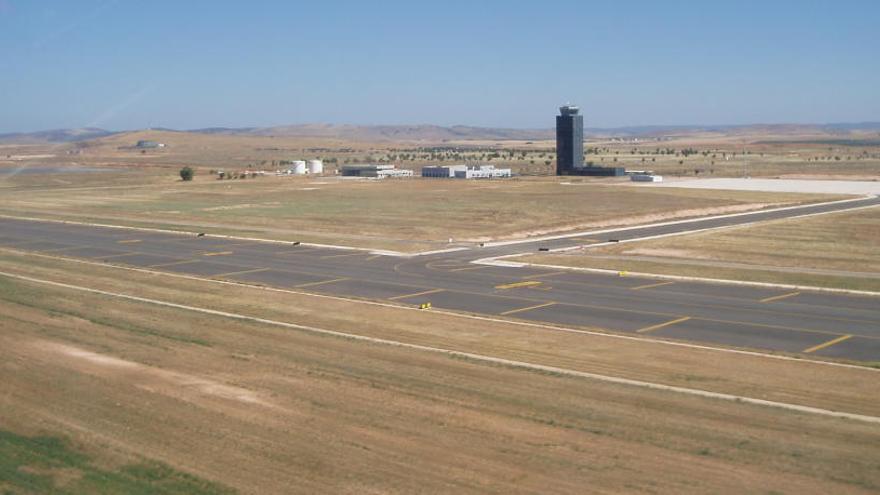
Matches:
[[1, 195, 879, 362]]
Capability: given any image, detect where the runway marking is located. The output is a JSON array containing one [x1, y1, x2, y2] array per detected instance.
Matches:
[[274, 248, 322, 256], [637, 316, 692, 334], [295, 277, 349, 288], [803, 335, 853, 354], [97, 252, 140, 259], [116, 239, 142, 244], [42, 245, 82, 253], [8, 247, 879, 372], [148, 259, 200, 268], [523, 271, 566, 279], [214, 267, 270, 278], [501, 302, 556, 316], [495, 280, 543, 290], [2, 269, 878, 424], [450, 265, 489, 272], [320, 252, 368, 259], [202, 251, 233, 257], [761, 291, 801, 303], [632, 281, 676, 291], [388, 288, 445, 301]]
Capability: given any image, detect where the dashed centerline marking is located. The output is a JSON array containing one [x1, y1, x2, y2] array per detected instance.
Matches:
[[501, 302, 556, 316], [148, 260, 200, 268], [495, 280, 543, 290], [637, 316, 692, 334], [116, 239, 142, 244], [320, 252, 368, 259], [388, 288, 445, 301], [803, 335, 853, 354], [295, 277, 349, 288], [98, 252, 140, 259], [631, 281, 676, 291], [202, 251, 233, 257], [523, 271, 566, 279], [760, 291, 801, 303], [450, 265, 488, 272], [214, 267, 270, 278]]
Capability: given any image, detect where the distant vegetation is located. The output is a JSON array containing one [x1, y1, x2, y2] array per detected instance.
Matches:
[[179, 166, 194, 181]]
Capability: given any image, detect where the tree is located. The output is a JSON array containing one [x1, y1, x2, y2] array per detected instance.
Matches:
[[179, 167, 194, 181]]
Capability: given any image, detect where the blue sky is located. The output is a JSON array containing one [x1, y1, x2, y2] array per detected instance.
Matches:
[[1, 0, 878, 132]]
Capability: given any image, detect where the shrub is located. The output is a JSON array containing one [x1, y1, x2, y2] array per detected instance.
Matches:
[[179, 167, 194, 181]]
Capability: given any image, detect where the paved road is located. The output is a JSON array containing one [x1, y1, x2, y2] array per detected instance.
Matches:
[[1, 195, 879, 362]]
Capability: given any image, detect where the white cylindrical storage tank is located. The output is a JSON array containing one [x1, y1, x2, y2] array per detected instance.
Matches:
[[292, 160, 307, 175], [307, 159, 323, 175]]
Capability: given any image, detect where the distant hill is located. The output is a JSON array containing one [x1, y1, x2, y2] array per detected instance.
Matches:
[[0, 128, 117, 144], [190, 124, 554, 142], [3, 122, 879, 145]]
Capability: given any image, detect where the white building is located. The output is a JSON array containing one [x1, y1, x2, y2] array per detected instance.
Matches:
[[630, 174, 663, 182], [422, 164, 511, 179], [341, 164, 414, 179]]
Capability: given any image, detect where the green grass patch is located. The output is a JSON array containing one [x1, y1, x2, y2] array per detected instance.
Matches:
[[0, 429, 234, 494]]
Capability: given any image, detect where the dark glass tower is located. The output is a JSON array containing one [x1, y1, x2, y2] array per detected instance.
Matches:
[[556, 105, 583, 175]]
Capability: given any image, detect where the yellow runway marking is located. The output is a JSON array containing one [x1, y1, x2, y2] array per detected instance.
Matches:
[[631, 281, 676, 291], [388, 288, 445, 301], [116, 239, 141, 244], [296, 277, 349, 288], [501, 302, 556, 316], [803, 335, 853, 354], [495, 280, 543, 290], [760, 291, 801, 303], [637, 316, 692, 334], [523, 271, 566, 279], [450, 265, 488, 272], [100, 252, 140, 259], [274, 248, 322, 255], [202, 251, 233, 257], [320, 252, 368, 259], [148, 259, 200, 268], [43, 246, 82, 253], [214, 268, 269, 278]]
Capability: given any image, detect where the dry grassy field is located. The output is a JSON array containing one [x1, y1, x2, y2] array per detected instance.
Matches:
[[0, 168, 841, 252], [523, 206, 880, 291], [3, 127, 879, 179], [1, 250, 879, 493]]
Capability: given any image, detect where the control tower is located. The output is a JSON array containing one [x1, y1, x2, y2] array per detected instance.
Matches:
[[556, 105, 584, 175]]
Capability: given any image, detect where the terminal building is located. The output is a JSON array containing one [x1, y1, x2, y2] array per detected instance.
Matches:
[[422, 164, 511, 179], [555, 105, 625, 177], [340, 164, 414, 179]]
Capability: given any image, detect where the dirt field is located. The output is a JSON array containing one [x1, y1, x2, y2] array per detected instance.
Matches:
[[1, 250, 879, 493], [523, 206, 880, 291], [0, 168, 841, 252]]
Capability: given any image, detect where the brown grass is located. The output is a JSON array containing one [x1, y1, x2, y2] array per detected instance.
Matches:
[[0, 167, 841, 251]]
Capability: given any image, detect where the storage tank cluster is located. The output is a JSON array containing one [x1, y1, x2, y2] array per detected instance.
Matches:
[[288, 159, 323, 175]]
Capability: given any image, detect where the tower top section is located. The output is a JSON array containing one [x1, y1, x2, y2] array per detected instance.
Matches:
[[559, 105, 580, 116]]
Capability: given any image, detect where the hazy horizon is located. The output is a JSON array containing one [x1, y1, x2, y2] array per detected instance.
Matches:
[[2, 0, 879, 134]]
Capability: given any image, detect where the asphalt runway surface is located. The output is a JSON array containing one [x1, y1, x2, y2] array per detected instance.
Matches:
[[1, 195, 879, 362]]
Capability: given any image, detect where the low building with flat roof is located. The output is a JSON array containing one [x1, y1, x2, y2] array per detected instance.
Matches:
[[422, 164, 510, 179], [341, 164, 413, 179]]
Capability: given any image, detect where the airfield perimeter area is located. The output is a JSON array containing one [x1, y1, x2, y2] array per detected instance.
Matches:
[[0, 169, 845, 252], [1, 248, 880, 494]]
